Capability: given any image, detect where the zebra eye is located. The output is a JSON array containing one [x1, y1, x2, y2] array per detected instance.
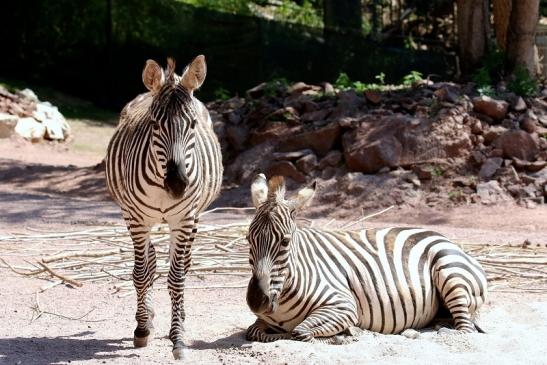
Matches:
[[281, 236, 291, 246]]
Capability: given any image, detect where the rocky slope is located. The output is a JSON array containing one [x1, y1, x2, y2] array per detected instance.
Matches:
[[208, 80, 547, 216]]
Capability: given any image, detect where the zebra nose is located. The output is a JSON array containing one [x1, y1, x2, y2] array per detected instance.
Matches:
[[246, 275, 271, 314], [165, 160, 188, 199]]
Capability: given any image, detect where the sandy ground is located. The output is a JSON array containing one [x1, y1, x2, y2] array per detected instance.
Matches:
[[1, 133, 547, 365]]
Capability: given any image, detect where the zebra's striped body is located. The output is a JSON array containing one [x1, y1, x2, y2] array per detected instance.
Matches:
[[246, 175, 487, 343], [105, 56, 222, 359]]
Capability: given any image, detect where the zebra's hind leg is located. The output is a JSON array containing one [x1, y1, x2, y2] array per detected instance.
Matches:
[[440, 287, 479, 333], [124, 214, 155, 348], [246, 319, 291, 342]]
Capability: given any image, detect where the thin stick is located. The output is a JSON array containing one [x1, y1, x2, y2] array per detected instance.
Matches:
[[36, 262, 83, 288], [341, 205, 395, 229]]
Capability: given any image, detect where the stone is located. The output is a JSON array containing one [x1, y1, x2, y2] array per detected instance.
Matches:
[[479, 157, 503, 180], [277, 123, 341, 157], [472, 96, 509, 120], [301, 109, 330, 123], [32, 102, 70, 140], [470, 118, 483, 135], [434, 87, 458, 103], [495, 130, 539, 161], [295, 153, 318, 174], [15, 117, 46, 140], [483, 126, 508, 144], [510, 96, 527, 112], [319, 150, 343, 169], [323, 82, 335, 95], [477, 181, 511, 204], [249, 123, 300, 146], [342, 115, 471, 173], [512, 158, 547, 172], [520, 117, 537, 133], [0, 112, 18, 138], [224, 142, 275, 184], [273, 149, 313, 161], [17, 88, 39, 103], [246, 82, 267, 98], [267, 161, 306, 183], [364, 90, 382, 104], [412, 165, 433, 180], [225, 125, 248, 151]]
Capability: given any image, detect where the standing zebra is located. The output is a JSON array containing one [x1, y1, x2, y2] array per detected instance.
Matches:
[[245, 174, 488, 343], [105, 56, 223, 359]]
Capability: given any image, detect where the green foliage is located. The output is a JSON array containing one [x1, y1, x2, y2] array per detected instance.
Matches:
[[273, 0, 323, 28], [432, 166, 444, 177], [334, 72, 388, 92], [507, 66, 538, 97], [176, 0, 252, 15], [402, 71, 423, 86], [477, 85, 496, 97], [472, 67, 492, 88], [375, 72, 386, 85], [264, 77, 290, 97], [213, 87, 231, 101]]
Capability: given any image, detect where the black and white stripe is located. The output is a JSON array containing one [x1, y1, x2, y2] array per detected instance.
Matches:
[[245, 174, 488, 343], [105, 56, 222, 359]]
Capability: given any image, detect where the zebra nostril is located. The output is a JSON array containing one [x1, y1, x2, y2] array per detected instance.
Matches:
[[246, 275, 270, 314]]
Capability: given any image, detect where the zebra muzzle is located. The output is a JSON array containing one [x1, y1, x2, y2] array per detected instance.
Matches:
[[164, 160, 189, 199], [246, 275, 273, 314]]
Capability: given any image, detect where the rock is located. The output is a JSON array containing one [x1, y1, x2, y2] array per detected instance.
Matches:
[[273, 149, 313, 161], [15, 117, 46, 141], [342, 115, 471, 173], [479, 157, 503, 180], [469, 117, 484, 135], [32, 102, 70, 140], [495, 130, 539, 161], [295, 153, 318, 174], [0, 112, 18, 138], [225, 125, 248, 151], [477, 181, 511, 204], [277, 123, 341, 157], [323, 82, 335, 95], [225, 142, 275, 184], [318, 150, 343, 169], [267, 161, 306, 183], [17, 88, 39, 103], [520, 116, 537, 133], [483, 126, 508, 144], [289, 82, 313, 94], [434, 87, 458, 103], [538, 115, 547, 128], [301, 109, 330, 123], [246, 82, 268, 98], [321, 166, 337, 179], [249, 123, 300, 146], [412, 165, 433, 180], [364, 90, 382, 104], [489, 148, 503, 158], [401, 329, 420, 340], [512, 158, 547, 172], [510, 96, 527, 111], [472, 96, 509, 120]]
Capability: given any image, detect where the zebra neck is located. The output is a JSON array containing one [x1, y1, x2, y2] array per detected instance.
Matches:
[[287, 228, 320, 277]]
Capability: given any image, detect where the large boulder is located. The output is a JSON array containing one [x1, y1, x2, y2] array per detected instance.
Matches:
[[33, 102, 70, 140], [267, 161, 306, 183], [277, 122, 341, 157], [15, 117, 46, 141], [494, 130, 539, 161], [342, 115, 472, 173], [0, 112, 18, 138], [472, 96, 509, 121]]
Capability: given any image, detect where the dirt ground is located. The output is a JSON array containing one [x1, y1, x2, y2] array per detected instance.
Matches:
[[1, 126, 547, 365]]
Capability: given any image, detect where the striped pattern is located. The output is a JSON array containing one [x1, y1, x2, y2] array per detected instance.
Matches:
[[246, 176, 487, 343], [105, 57, 222, 357]]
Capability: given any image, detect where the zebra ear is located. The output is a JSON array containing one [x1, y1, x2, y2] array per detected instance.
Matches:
[[251, 173, 268, 208], [289, 181, 316, 211], [142, 60, 165, 93], [181, 55, 207, 94]]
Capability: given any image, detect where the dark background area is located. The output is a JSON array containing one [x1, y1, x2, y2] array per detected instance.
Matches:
[[0, 0, 454, 109]]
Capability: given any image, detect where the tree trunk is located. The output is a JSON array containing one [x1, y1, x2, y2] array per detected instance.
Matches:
[[506, 0, 540, 75], [323, 0, 362, 34], [456, 0, 489, 74], [493, 0, 512, 50]]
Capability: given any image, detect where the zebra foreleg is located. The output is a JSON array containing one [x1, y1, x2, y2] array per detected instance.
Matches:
[[125, 218, 155, 348], [167, 219, 196, 360], [246, 319, 291, 342], [291, 306, 358, 344]]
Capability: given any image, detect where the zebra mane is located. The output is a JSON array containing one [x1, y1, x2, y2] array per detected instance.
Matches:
[[267, 176, 286, 203], [165, 57, 177, 83]]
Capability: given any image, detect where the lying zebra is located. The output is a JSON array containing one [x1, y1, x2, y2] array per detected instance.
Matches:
[[245, 174, 488, 343]]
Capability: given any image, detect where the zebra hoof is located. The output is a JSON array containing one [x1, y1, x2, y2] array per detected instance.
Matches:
[[172, 345, 188, 360], [133, 327, 154, 348]]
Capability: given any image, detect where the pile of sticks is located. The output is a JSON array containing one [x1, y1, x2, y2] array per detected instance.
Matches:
[[1, 212, 546, 295]]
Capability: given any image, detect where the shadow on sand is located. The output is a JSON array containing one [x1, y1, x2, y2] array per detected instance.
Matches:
[[0, 332, 137, 365]]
